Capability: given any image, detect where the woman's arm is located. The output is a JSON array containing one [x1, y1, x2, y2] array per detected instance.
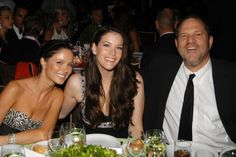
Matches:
[[59, 73, 83, 119], [129, 72, 145, 137], [0, 88, 64, 145]]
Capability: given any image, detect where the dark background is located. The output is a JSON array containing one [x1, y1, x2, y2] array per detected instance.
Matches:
[[13, 0, 236, 61]]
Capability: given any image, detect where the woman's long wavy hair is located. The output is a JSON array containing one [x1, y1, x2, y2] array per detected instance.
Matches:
[[83, 26, 138, 128]]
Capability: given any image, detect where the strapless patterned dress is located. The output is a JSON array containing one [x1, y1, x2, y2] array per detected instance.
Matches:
[[0, 108, 42, 135]]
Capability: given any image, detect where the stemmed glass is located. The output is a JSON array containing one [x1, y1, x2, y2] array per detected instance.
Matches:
[[127, 131, 146, 157], [1, 144, 25, 157], [48, 129, 64, 153], [60, 122, 86, 147], [145, 129, 167, 157]]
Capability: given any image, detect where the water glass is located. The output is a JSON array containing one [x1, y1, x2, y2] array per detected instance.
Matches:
[[1, 144, 25, 157], [174, 140, 191, 157], [127, 131, 145, 157], [64, 127, 86, 147], [61, 122, 86, 147], [145, 129, 167, 157]]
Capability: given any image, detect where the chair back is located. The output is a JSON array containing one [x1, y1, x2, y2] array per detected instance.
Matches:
[[15, 62, 38, 80]]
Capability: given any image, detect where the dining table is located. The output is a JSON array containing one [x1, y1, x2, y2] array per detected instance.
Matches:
[[22, 135, 222, 157]]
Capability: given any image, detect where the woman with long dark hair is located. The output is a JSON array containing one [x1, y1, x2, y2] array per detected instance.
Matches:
[[60, 26, 144, 138]]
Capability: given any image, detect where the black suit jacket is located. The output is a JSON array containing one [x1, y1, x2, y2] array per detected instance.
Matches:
[[141, 53, 236, 143], [6, 28, 20, 45], [140, 33, 178, 69]]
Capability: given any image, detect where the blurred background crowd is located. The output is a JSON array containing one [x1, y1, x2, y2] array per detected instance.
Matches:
[[0, 0, 235, 62]]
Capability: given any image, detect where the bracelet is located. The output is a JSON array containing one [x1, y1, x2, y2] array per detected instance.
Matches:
[[8, 133, 16, 144]]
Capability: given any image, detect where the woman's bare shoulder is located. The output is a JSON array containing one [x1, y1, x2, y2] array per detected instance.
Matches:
[[65, 73, 83, 90], [5, 80, 22, 91], [67, 73, 82, 83], [0, 80, 25, 99]]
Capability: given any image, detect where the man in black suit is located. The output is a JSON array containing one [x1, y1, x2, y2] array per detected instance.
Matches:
[[5, 4, 29, 45], [0, 13, 43, 66], [140, 7, 178, 69], [141, 15, 236, 151]]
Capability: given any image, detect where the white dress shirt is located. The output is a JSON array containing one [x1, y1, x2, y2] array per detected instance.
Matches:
[[13, 25, 23, 40], [163, 59, 235, 152]]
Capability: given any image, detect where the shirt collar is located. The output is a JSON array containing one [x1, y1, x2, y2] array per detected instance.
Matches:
[[159, 32, 175, 37], [182, 59, 211, 79]]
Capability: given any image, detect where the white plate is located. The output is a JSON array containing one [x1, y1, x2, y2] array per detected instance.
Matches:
[[31, 140, 48, 155], [25, 148, 45, 157], [167, 142, 218, 157], [86, 133, 121, 148]]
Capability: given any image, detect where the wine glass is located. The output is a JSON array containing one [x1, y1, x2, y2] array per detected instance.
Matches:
[[61, 122, 86, 147], [145, 129, 167, 157], [48, 129, 64, 153], [127, 131, 146, 157], [1, 144, 25, 157]]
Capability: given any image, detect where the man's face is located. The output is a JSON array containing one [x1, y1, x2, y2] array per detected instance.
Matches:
[[14, 8, 28, 28], [175, 18, 213, 72], [91, 9, 103, 25]]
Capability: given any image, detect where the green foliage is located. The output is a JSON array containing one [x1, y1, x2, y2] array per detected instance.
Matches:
[[50, 144, 123, 157]]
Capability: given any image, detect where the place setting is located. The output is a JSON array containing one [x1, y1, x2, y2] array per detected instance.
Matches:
[[29, 122, 122, 156]]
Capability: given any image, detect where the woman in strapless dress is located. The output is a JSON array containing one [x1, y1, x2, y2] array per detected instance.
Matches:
[[0, 40, 74, 145]]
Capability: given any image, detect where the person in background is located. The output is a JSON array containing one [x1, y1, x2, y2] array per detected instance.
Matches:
[[40, 0, 76, 36], [42, 8, 70, 43], [79, 5, 104, 46], [0, 40, 74, 145], [141, 14, 236, 151], [140, 7, 178, 69], [60, 26, 144, 138], [0, 12, 43, 66], [0, 0, 15, 12], [5, 4, 29, 45], [111, 5, 142, 52], [0, 6, 13, 53]]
